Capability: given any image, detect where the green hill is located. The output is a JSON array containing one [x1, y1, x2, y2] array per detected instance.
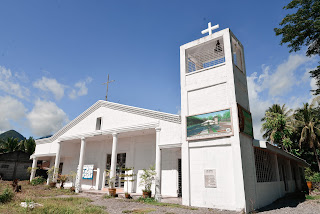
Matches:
[[0, 130, 25, 141]]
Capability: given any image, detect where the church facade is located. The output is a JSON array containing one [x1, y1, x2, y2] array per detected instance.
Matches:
[[30, 26, 309, 212]]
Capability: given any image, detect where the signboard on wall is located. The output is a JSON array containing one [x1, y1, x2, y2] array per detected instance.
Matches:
[[237, 104, 253, 138], [82, 165, 94, 180], [204, 169, 217, 188], [186, 108, 233, 141]]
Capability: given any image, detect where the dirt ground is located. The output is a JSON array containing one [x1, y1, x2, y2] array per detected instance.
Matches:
[[84, 192, 320, 214]]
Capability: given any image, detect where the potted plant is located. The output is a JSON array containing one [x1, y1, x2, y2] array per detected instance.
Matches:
[[119, 167, 136, 199], [46, 166, 58, 188], [305, 167, 315, 191], [139, 165, 156, 198], [105, 169, 117, 197], [68, 171, 77, 192], [57, 174, 68, 189]]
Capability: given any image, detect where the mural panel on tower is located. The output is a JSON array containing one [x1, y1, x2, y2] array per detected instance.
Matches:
[[186, 109, 233, 140]]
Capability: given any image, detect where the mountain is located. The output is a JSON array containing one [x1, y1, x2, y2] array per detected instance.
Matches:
[[0, 130, 25, 141]]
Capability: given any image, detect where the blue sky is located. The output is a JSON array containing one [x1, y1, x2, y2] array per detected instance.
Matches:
[[0, 0, 318, 140]]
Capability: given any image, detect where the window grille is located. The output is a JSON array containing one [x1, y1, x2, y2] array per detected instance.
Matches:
[[254, 148, 277, 182], [186, 37, 225, 73]]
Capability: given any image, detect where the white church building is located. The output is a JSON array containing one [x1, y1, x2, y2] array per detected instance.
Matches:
[[30, 24, 309, 212]]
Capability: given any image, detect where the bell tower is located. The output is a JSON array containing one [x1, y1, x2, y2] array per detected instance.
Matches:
[[180, 24, 256, 212]]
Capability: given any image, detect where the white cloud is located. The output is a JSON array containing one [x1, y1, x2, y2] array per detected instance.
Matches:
[[33, 77, 65, 100], [68, 77, 92, 99], [0, 96, 27, 132], [247, 53, 316, 140], [268, 54, 311, 96], [247, 72, 272, 140], [0, 66, 30, 99], [27, 99, 69, 137]]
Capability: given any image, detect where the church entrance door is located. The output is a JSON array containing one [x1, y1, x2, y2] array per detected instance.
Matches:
[[105, 153, 126, 188]]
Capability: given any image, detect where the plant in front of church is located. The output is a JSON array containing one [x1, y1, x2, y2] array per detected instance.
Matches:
[[46, 166, 59, 187], [139, 165, 156, 198], [30, 176, 46, 186], [119, 167, 136, 199], [68, 171, 77, 192], [105, 169, 117, 197], [57, 174, 69, 189]]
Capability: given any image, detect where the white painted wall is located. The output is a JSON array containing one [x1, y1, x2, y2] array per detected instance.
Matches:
[[254, 158, 305, 209], [189, 145, 237, 210]]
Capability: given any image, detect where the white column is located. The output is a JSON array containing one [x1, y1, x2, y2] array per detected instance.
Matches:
[[75, 137, 86, 193], [53, 141, 61, 182], [30, 157, 37, 181], [95, 168, 100, 190], [155, 127, 162, 201], [110, 133, 118, 184], [47, 157, 54, 185]]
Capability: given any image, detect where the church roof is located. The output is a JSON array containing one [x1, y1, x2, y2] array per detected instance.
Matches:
[[36, 100, 181, 144]]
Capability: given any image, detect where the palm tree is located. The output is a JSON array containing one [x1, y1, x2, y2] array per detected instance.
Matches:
[[0, 137, 21, 153], [22, 137, 36, 155], [294, 103, 320, 171], [261, 104, 293, 150]]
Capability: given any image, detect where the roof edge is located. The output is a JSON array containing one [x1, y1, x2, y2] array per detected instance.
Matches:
[[36, 100, 181, 145]]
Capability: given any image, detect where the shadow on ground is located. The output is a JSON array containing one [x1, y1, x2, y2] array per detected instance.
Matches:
[[257, 192, 306, 212]]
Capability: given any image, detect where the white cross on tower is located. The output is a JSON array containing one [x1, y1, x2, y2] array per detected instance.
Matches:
[[201, 22, 219, 35]]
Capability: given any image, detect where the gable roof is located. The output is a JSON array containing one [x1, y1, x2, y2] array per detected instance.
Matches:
[[36, 100, 181, 144]]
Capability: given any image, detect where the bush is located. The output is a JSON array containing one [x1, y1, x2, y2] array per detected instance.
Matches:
[[305, 168, 320, 182], [137, 197, 156, 203], [30, 176, 46, 186], [0, 186, 14, 203]]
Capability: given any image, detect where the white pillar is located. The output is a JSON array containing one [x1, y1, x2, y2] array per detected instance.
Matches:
[[110, 133, 118, 185], [53, 141, 61, 182], [30, 157, 37, 181], [75, 137, 86, 193], [155, 127, 162, 201], [95, 168, 100, 190], [47, 157, 54, 185]]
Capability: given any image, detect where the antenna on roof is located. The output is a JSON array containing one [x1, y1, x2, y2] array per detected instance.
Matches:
[[102, 74, 115, 101]]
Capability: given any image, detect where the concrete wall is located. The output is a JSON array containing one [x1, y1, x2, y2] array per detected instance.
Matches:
[[189, 145, 236, 209], [254, 154, 306, 209], [0, 151, 32, 180]]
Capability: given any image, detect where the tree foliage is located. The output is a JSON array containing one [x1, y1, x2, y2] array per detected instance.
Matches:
[[261, 98, 320, 172], [0, 136, 36, 155], [294, 102, 320, 171], [261, 111, 293, 151], [261, 104, 293, 151], [274, 0, 320, 94]]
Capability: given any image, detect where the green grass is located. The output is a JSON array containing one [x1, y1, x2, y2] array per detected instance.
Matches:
[[122, 208, 156, 213], [0, 181, 107, 214], [0, 197, 107, 214], [306, 195, 320, 200], [136, 197, 197, 210]]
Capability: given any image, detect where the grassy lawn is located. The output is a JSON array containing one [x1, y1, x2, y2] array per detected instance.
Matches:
[[135, 197, 198, 210], [306, 194, 320, 200], [0, 180, 107, 214]]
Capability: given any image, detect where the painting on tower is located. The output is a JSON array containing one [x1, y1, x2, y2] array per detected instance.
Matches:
[[186, 109, 233, 140]]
